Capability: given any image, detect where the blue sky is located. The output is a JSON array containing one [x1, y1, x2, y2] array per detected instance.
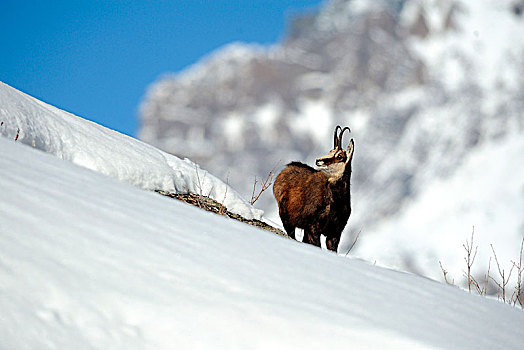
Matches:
[[1, 0, 323, 137]]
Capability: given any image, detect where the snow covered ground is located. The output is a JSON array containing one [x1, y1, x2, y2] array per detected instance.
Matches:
[[1, 82, 524, 349], [0, 82, 262, 221]]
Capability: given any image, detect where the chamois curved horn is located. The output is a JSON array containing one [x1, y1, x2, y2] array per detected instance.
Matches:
[[334, 125, 342, 148], [338, 126, 351, 148]]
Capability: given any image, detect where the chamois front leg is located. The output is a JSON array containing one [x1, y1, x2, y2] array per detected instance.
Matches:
[[326, 236, 340, 252], [303, 227, 321, 247]]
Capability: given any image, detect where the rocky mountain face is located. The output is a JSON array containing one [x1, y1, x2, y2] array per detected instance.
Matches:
[[139, 0, 524, 275]]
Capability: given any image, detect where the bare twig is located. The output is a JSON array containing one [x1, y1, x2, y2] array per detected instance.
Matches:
[[483, 257, 492, 296], [439, 260, 454, 285], [468, 259, 490, 296], [463, 227, 478, 292], [442, 230, 523, 307], [250, 178, 259, 204], [469, 275, 482, 294], [218, 173, 229, 216], [194, 165, 207, 210], [345, 228, 362, 256], [511, 238, 524, 308], [250, 164, 278, 205], [489, 244, 515, 303]]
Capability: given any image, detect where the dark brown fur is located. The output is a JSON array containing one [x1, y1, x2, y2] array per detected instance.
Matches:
[[273, 132, 354, 252]]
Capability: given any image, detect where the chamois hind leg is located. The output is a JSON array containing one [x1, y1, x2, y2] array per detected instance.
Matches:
[[277, 198, 296, 239], [326, 236, 340, 253]]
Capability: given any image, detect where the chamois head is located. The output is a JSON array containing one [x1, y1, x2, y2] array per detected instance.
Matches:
[[316, 126, 354, 181]]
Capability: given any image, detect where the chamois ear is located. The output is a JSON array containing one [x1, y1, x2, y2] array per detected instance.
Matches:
[[346, 139, 355, 163]]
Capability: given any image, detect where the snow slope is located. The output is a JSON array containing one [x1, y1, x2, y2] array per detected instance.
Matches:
[[0, 82, 262, 221], [1, 118, 524, 349], [1, 83, 524, 348]]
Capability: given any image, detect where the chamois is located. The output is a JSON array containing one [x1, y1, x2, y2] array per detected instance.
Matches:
[[273, 126, 354, 252]]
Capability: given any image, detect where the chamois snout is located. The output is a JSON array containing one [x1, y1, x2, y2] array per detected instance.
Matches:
[[273, 125, 354, 252], [315, 148, 348, 168]]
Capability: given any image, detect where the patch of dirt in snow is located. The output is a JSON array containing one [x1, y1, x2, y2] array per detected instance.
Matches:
[[155, 190, 288, 237]]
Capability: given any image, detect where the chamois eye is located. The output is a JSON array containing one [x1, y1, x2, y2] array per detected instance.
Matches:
[[336, 155, 343, 160]]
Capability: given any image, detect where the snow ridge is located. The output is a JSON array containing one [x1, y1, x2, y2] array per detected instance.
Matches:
[[0, 82, 262, 220]]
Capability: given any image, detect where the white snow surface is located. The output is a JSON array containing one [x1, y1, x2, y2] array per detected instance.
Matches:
[[0, 82, 262, 221], [1, 84, 524, 349]]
